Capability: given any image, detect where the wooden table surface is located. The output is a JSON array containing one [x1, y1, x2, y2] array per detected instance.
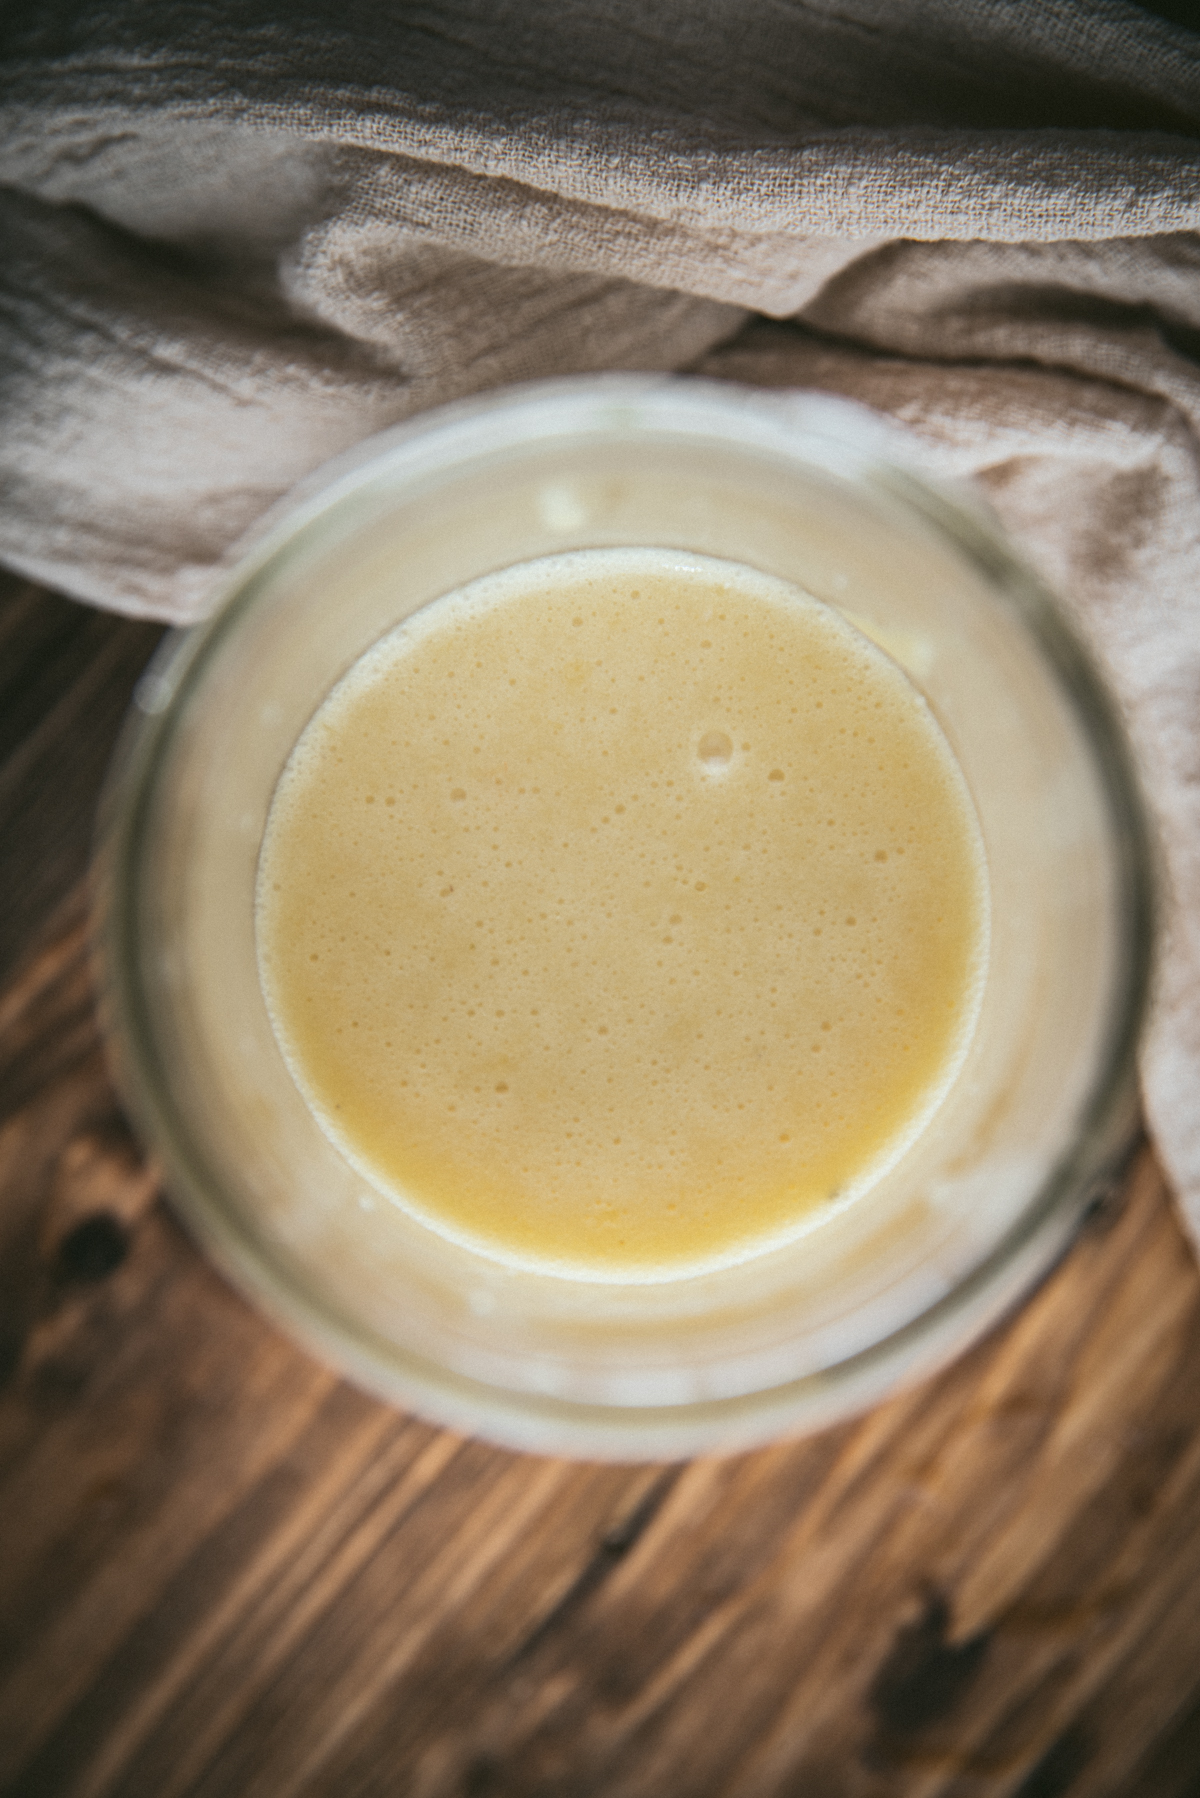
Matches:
[[4, 566, 1200, 1798]]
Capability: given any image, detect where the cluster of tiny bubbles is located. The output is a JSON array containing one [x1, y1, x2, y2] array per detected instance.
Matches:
[[256, 545, 987, 1270]]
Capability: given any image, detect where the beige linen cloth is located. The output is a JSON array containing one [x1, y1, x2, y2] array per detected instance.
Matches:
[[3, 1, 1200, 1233]]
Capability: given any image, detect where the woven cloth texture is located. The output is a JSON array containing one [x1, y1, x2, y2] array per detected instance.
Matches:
[[3, 0, 1200, 1235]]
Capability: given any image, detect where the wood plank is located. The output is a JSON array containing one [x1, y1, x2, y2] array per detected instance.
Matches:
[[2, 577, 1200, 1798], [0, 570, 162, 989]]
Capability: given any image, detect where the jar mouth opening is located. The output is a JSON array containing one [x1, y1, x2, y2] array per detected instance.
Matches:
[[94, 374, 1155, 1458]]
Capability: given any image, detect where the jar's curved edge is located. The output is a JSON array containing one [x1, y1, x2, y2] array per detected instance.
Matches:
[[90, 371, 1159, 1460]]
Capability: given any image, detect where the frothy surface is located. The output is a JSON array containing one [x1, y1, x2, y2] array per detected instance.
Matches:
[[257, 550, 988, 1278]]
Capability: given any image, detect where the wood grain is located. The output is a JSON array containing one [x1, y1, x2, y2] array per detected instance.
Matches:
[[3, 571, 1200, 1798]]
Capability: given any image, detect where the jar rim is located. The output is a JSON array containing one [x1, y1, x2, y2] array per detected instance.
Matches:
[[93, 374, 1156, 1458]]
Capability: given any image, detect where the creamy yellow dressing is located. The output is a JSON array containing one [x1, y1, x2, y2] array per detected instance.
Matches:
[[256, 550, 988, 1279]]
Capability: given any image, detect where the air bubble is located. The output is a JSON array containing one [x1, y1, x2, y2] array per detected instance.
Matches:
[[698, 731, 733, 767]]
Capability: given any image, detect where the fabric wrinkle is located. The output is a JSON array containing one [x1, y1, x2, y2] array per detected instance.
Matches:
[[1, 0, 1200, 1238]]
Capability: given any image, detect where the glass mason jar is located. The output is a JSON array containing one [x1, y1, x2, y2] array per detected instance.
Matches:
[[94, 376, 1154, 1459]]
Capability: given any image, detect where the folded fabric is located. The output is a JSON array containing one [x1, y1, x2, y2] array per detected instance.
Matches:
[[2, 0, 1200, 1238]]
